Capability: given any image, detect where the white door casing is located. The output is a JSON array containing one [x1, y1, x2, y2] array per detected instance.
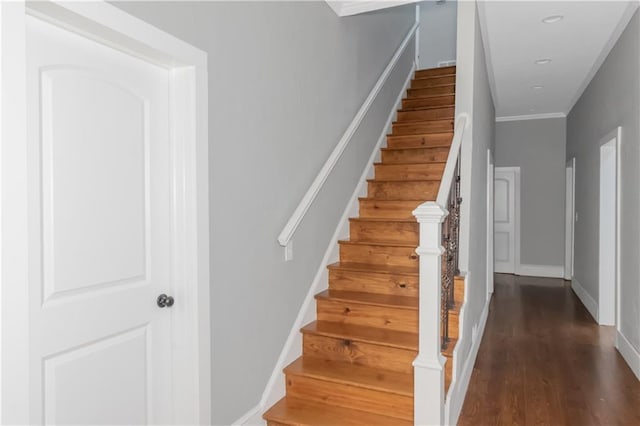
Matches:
[[598, 128, 620, 327], [1, 2, 210, 424], [486, 150, 494, 295], [565, 158, 575, 280], [494, 167, 520, 274]]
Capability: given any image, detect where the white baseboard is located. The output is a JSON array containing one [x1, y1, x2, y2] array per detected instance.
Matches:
[[445, 276, 490, 426], [616, 330, 640, 381], [231, 60, 417, 426], [571, 276, 598, 322], [516, 263, 564, 278]]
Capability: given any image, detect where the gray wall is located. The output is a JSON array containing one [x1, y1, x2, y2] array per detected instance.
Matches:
[[567, 10, 640, 353], [418, 0, 457, 69], [449, 2, 495, 420], [112, 2, 416, 423], [495, 118, 567, 267]]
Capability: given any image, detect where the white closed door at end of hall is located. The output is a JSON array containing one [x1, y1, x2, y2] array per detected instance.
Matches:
[[26, 14, 174, 425], [494, 168, 518, 274]]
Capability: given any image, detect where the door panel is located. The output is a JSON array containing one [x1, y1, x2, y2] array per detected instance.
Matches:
[[27, 15, 172, 425], [494, 169, 518, 273]]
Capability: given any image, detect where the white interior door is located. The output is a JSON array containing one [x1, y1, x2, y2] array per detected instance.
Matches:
[[494, 167, 519, 274], [27, 15, 174, 425]]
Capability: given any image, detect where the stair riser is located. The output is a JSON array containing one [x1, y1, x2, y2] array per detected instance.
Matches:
[[396, 107, 454, 122], [358, 199, 422, 219], [408, 85, 455, 97], [381, 147, 450, 163], [402, 95, 455, 109], [386, 133, 452, 149], [339, 243, 418, 268], [286, 375, 412, 421], [415, 67, 455, 78], [303, 334, 416, 373], [350, 220, 418, 244], [367, 180, 439, 200], [329, 269, 418, 297], [411, 75, 455, 88], [392, 120, 454, 135], [374, 163, 445, 181], [317, 299, 418, 333], [449, 310, 459, 340], [455, 276, 465, 302]]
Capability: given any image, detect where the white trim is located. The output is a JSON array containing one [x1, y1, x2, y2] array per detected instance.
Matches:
[[277, 21, 418, 250], [495, 112, 566, 122], [238, 63, 417, 425], [1, 2, 210, 424], [571, 276, 599, 322], [445, 292, 490, 426], [616, 331, 640, 381], [598, 129, 620, 326], [486, 151, 494, 295], [564, 158, 576, 280], [415, 3, 420, 68], [516, 264, 565, 279], [327, 0, 419, 17], [565, 2, 639, 114], [231, 404, 263, 426]]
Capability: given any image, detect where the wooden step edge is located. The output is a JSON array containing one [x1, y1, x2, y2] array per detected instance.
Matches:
[[338, 239, 418, 248], [315, 289, 418, 310], [263, 397, 413, 426], [412, 73, 456, 81], [397, 102, 456, 112], [442, 337, 458, 358], [402, 93, 456, 100], [349, 217, 417, 223], [366, 178, 441, 183], [409, 82, 456, 88], [386, 131, 454, 139], [358, 197, 430, 202], [300, 321, 418, 351], [327, 262, 419, 276], [283, 358, 413, 397], [392, 119, 454, 126], [381, 145, 451, 152], [373, 161, 447, 167]]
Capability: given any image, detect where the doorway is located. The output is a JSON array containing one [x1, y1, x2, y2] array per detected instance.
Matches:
[[494, 167, 520, 274], [564, 158, 575, 280], [598, 128, 620, 326], [1, 2, 210, 424]]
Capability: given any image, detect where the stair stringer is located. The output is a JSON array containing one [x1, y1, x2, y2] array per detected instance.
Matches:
[[236, 63, 416, 426]]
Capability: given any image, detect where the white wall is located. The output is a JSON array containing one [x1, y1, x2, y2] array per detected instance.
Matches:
[[567, 10, 640, 362], [447, 1, 495, 422], [418, 0, 457, 68], [495, 118, 567, 270], [112, 1, 417, 423]]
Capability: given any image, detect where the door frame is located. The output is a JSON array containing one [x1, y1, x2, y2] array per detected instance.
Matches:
[[486, 149, 494, 296], [598, 128, 621, 327], [494, 166, 521, 274], [0, 2, 210, 424], [564, 158, 575, 280]]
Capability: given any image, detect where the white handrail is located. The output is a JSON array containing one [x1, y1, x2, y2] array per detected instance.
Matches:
[[435, 113, 468, 206], [277, 21, 419, 247]]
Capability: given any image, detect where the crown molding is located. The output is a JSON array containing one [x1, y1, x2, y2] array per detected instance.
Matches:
[[496, 112, 567, 123]]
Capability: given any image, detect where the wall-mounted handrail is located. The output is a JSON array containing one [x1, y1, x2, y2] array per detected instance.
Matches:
[[277, 22, 419, 248]]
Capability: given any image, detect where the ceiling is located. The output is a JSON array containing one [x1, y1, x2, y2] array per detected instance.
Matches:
[[478, 1, 638, 120], [326, 1, 418, 17]]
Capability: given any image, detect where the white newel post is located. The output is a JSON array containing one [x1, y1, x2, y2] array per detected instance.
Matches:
[[412, 201, 448, 426]]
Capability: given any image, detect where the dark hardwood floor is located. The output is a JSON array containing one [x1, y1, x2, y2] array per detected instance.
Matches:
[[459, 274, 640, 426]]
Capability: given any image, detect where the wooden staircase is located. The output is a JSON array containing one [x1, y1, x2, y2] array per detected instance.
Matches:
[[264, 65, 464, 426]]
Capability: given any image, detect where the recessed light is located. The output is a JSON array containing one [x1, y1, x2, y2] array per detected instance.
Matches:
[[535, 58, 552, 65], [531, 85, 544, 90], [542, 15, 563, 24]]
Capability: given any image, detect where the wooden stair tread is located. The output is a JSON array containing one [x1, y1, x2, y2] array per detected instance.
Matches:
[[392, 118, 453, 126], [443, 337, 458, 358], [366, 178, 441, 183], [338, 239, 417, 248], [263, 397, 412, 426], [349, 217, 416, 225], [373, 161, 446, 166], [412, 73, 456, 81], [386, 131, 453, 139], [327, 261, 418, 276], [315, 289, 418, 310], [301, 321, 418, 351], [381, 145, 450, 152], [397, 104, 455, 113], [284, 357, 413, 396]]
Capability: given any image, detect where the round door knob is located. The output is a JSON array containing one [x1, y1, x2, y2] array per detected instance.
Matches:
[[157, 294, 174, 308]]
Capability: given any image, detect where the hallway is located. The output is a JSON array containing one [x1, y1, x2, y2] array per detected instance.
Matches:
[[459, 274, 640, 425]]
